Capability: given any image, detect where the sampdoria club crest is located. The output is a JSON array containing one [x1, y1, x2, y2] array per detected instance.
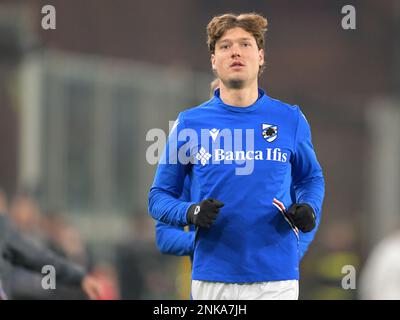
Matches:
[[262, 124, 278, 142]]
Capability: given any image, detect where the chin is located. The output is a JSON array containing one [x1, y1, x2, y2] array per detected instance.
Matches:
[[229, 80, 246, 89], [226, 78, 246, 89], [224, 77, 246, 89]]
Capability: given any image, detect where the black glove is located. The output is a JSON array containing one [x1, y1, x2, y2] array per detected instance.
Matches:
[[286, 203, 316, 233], [187, 198, 224, 228]]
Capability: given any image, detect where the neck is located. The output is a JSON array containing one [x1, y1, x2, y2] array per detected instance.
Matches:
[[219, 80, 259, 107]]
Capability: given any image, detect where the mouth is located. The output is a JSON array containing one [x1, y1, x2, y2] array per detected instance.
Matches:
[[230, 61, 245, 68]]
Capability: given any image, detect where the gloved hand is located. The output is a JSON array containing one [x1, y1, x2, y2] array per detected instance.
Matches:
[[286, 203, 316, 233], [187, 198, 224, 228]]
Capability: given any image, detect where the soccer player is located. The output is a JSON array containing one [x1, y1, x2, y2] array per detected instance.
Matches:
[[148, 13, 325, 300]]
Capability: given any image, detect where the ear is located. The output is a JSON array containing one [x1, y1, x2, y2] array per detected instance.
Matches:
[[211, 53, 216, 71], [258, 49, 265, 67]]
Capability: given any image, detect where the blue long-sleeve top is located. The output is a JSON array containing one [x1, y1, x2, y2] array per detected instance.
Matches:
[[155, 176, 196, 257], [149, 88, 325, 282], [155, 222, 195, 257]]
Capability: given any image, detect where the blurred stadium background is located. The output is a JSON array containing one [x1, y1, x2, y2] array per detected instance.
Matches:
[[0, 0, 399, 299]]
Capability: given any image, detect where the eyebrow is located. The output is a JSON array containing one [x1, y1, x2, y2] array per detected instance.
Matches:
[[219, 37, 253, 43]]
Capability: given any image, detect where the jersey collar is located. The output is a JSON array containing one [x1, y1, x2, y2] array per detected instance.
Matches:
[[213, 88, 266, 113]]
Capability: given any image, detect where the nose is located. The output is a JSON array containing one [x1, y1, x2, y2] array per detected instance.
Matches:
[[231, 43, 241, 58]]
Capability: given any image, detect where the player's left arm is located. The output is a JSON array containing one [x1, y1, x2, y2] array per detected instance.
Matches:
[[290, 107, 325, 259]]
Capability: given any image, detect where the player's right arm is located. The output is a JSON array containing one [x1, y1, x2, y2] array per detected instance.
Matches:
[[148, 113, 196, 226], [154, 174, 195, 256]]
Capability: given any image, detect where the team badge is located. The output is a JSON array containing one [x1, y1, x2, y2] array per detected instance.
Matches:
[[262, 124, 278, 143]]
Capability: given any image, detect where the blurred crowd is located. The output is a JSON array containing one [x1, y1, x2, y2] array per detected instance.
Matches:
[[0, 188, 182, 300], [300, 220, 400, 300]]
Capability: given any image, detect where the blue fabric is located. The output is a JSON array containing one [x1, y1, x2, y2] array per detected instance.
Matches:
[[155, 221, 195, 257], [154, 176, 196, 257], [149, 89, 325, 282]]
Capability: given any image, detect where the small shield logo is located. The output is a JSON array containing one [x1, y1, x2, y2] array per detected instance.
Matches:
[[262, 124, 278, 142]]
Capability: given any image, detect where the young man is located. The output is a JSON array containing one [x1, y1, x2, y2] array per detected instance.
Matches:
[[149, 13, 325, 300]]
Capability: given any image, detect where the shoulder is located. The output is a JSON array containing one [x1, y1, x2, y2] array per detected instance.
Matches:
[[262, 94, 304, 130], [178, 98, 216, 123], [264, 94, 301, 115], [181, 98, 214, 116]]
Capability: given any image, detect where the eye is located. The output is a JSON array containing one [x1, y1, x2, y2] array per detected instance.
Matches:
[[242, 42, 251, 47], [221, 44, 229, 49]]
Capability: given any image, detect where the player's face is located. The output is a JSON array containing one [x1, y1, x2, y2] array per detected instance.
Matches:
[[211, 27, 264, 88]]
